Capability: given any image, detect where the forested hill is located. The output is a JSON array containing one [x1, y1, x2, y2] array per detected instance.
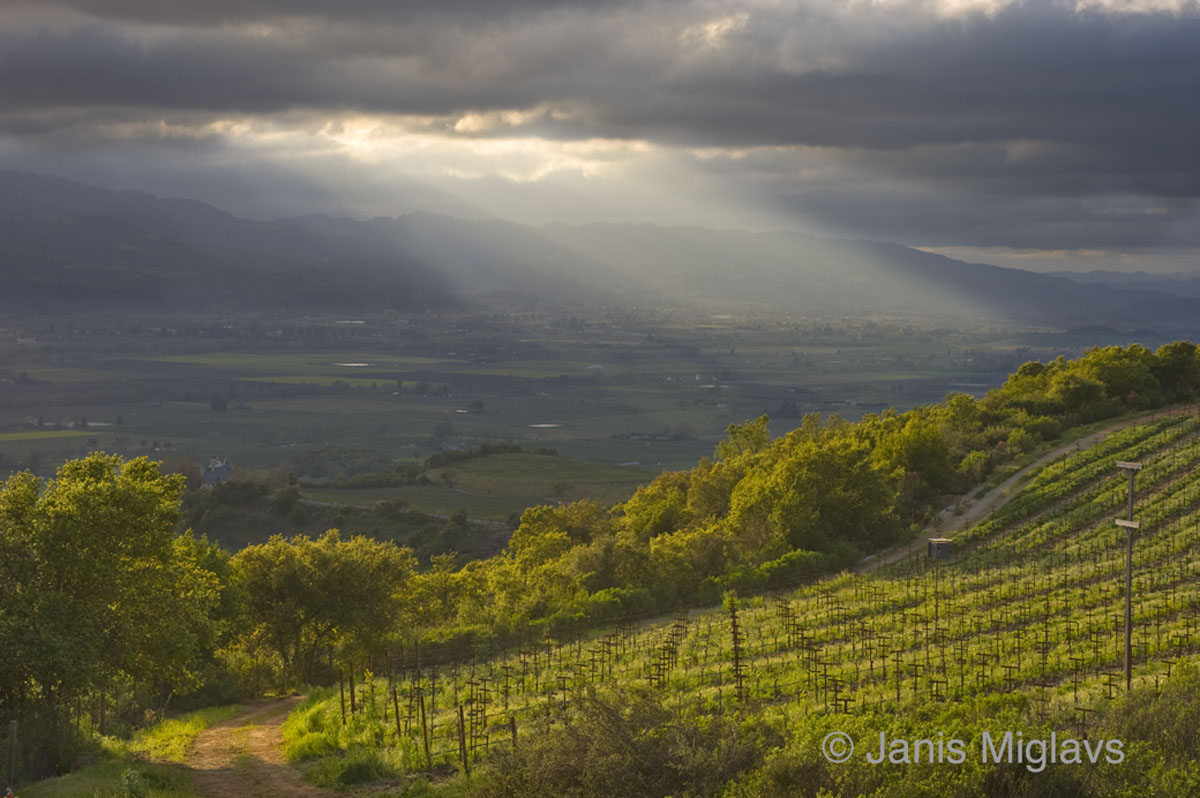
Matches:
[[0, 170, 454, 313]]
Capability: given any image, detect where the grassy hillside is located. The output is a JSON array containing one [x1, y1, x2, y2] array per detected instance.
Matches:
[[283, 411, 1200, 795]]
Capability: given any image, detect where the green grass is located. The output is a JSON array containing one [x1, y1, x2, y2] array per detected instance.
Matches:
[[0, 430, 90, 441], [305, 454, 654, 519], [22, 368, 146, 383], [238, 375, 390, 388], [150, 352, 444, 372], [19, 705, 241, 798], [305, 484, 534, 520], [127, 704, 242, 763], [444, 454, 651, 508], [452, 452, 650, 485], [19, 758, 196, 798], [281, 690, 425, 789]]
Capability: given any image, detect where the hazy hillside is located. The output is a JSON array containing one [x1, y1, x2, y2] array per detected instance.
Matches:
[[291, 211, 619, 303], [291, 210, 1200, 327], [538, 223, 1199, 322], [1050, 269, 1200, 299], [0, 170, 454, 313], [5, 168, 1200, 329]]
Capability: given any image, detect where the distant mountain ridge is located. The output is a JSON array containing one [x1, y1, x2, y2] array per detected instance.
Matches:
[[287, 210, 1200, 327], [0, 170, 453, 313], [1048, 270, 1200, 299], [3, 168, 1199, 329]]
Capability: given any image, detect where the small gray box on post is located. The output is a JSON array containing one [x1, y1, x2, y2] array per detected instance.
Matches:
[[927, 538, 954, 560]]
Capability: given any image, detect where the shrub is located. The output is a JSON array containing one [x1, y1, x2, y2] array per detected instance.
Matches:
[[474, 686, 774, 798], [305, 746, 398, 787]]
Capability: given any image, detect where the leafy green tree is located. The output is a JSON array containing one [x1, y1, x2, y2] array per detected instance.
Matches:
[[715, 415, 771, 461], [873, 414, 953, 495], [1047, 371, 1105, 417], [718, 415, 896, 558], [0, 454, 219, 774], [232, 530, 415, 685], [515, 500, 611, 548], [957, 449, 992, 483], [1078, 344, 1162, 409], [620, 472, 691, 543], [402, 552, 464, 628], [1014, 360, 1046, 378], [1152, 340, 1200, 400], [684, 457, 738, 523]]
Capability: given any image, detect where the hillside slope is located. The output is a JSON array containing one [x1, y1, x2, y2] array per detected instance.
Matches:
[[292, 211, 1200, 327], [286, 410, 1200, 794], [6, 168, 1200, 329]]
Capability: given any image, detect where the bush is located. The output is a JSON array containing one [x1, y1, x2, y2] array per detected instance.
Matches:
[[474, 686, 775, 798], [957, 449, 993, 483], [210, 479, 266, 506], [286, 731, 334, 762], [305, 746, 398, 787], [120, 768, 146, 798]]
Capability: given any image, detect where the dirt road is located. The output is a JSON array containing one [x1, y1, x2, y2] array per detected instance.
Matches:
[[186, 697, 333, 798]]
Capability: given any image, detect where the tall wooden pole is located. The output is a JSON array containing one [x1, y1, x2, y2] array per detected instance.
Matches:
[[1125, 468, 1134, 692], [457, 704, 469, 774], [419, 691, 431, 771], [1116, 461, 1142, 692]]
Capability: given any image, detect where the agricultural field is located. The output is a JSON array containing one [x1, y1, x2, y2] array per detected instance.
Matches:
[[0, 310, 1102, 525], [285, 412, 1200, 792], [306, 452, 656, 521]]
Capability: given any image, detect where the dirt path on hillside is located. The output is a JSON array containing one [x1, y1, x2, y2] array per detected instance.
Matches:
[[854, 404, 1199, 573], [186, 697, 335, 798]]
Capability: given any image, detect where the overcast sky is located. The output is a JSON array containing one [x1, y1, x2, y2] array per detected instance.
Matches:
[[2, 0, 1199, 272]]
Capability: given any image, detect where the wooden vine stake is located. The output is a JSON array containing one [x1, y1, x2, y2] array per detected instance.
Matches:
[[419, 690, 432, 771], [457, 704, 470, 775], [727, 593, 746, 703], [392, 684, 402, 741], [339, 671, 347, 726]]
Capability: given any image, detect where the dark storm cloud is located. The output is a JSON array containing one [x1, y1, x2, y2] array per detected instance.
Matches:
[[5, 3, 1198, 152], [782, 182, 1200, 250], [2, 0, 1199, 253], [14, 0, 649, 26]]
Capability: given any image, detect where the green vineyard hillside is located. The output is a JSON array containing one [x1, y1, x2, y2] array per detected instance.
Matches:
[[285, 410, 1200, 795]]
